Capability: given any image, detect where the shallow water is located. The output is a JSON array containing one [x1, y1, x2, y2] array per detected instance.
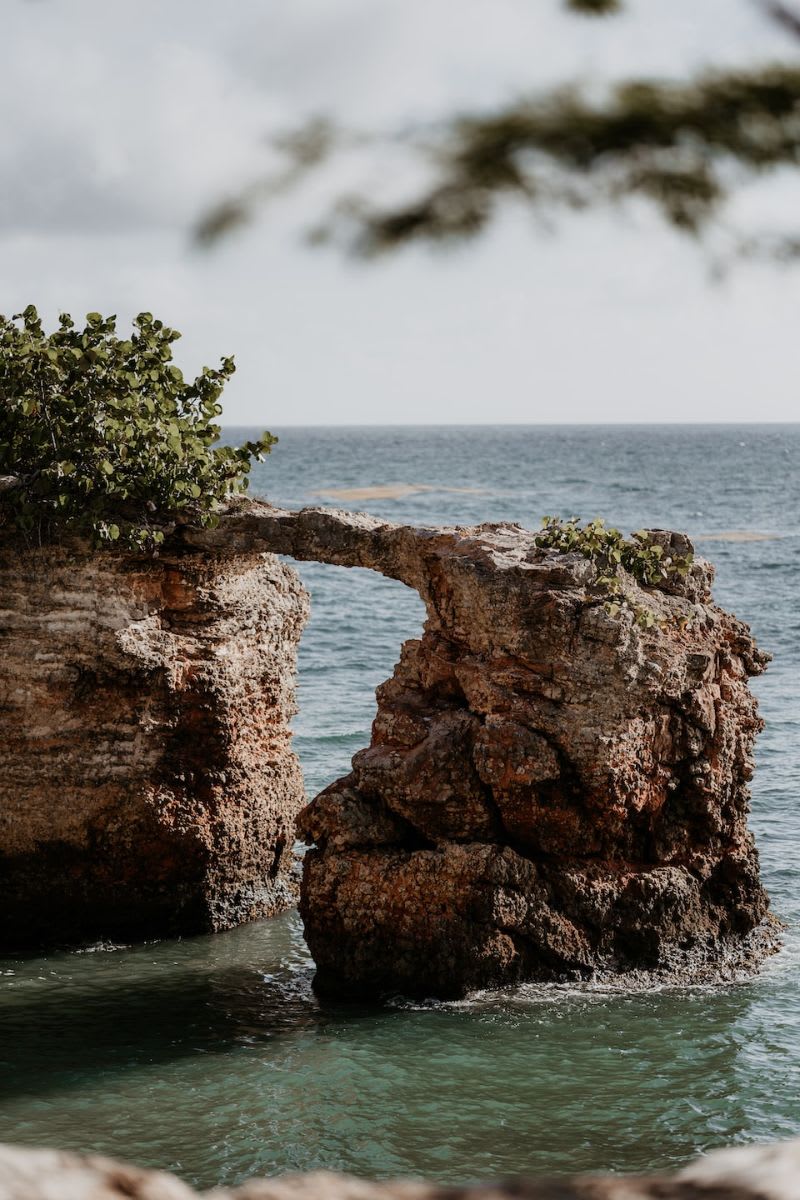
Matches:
[[2, 426, 799, 1189]]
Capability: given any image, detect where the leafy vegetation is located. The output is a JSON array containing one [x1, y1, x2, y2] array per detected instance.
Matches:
[[0, 306, 275, 549], [534, 516, 694, 628]]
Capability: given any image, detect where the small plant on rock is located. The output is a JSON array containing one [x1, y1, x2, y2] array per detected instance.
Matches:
[[535, 516, 694, 627], [0, 306, 275, 549]]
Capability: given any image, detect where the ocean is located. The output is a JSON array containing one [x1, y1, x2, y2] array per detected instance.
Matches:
[[1, 425, 799, 1189]]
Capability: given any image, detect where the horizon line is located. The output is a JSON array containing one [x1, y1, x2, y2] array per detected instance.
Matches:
[[220, 420, 800, 428]]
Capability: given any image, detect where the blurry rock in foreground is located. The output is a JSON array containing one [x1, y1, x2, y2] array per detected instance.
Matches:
[[2, 1137, 800, 1198]]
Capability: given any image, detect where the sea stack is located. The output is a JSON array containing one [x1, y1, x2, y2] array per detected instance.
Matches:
[[0, 532, 308, 948], [283, 512, 774, 998], [184, 503, 777, 998]]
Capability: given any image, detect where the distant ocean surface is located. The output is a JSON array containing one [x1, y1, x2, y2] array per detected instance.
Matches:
[[1, 425, 799, 1190]]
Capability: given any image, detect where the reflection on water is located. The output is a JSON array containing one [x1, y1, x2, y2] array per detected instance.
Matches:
[[2, 426, 800, 1190]]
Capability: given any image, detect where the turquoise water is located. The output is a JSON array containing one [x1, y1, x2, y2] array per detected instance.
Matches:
[[2, 426, 799, 1189]]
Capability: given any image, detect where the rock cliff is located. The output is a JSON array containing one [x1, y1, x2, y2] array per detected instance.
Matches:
[[182, 503, 777, 999], [0, 533, 308, 948], [1, 1137, 799, 1199]]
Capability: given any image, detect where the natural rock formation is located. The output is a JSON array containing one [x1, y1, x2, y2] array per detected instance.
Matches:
[[2, 1138, 800, 1199], [0, 534, 308, 949], [0, 500, 775, 980], [182, 503, 777, 999]]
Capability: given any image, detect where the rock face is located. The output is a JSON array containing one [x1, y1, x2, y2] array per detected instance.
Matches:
[[182, 504, 777, 999], [2, 1138, 800, 1200], [0, 535, 308, 949], [0, 501, 775, 980]]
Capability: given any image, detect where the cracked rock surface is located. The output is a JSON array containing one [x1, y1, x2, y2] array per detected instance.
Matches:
[[0, 530, 308, 949], [0, 500, 776, 980], [185, 503, 778, 999]]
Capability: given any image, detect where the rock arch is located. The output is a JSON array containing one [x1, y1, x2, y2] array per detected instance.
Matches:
[[192, 504, 778, 996], [0, 501, 778, 996]]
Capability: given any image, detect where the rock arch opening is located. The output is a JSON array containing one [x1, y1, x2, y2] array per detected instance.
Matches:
[[289, 559, 425, 802]]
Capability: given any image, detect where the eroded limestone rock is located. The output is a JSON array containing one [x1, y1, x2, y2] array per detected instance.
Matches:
[[0, 501, 775, 978], [182, 503, 778, 998], [0, 535, 308, 948]]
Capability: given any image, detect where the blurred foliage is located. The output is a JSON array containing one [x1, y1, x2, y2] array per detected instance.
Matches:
[[196, 119, 334, 247], [198, 0, 800, 262], [340, 66, 800, 255], [0, 306, 275, 549], [564, 0, 622, 13]]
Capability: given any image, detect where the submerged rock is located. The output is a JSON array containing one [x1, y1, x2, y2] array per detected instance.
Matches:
[[183, 503, 779, 998], [0, 535, 308, 948], [2, 1138, 800, 1199]]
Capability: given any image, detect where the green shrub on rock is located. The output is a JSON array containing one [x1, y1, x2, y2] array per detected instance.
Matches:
[[535, 516, 694, 628], [0, 306, 275, 549]]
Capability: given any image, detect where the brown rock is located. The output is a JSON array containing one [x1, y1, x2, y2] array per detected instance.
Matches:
[[0, 500, 777, 988], [181, 503, 777, 998], [0, 534, 308, 949]]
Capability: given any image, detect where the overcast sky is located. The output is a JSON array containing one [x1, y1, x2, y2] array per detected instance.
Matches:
[[1, 0, 799, 425]]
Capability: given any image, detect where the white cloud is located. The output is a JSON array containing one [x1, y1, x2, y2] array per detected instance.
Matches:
[[1, 0, 799, 424], [0, 11, 279, 232]]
